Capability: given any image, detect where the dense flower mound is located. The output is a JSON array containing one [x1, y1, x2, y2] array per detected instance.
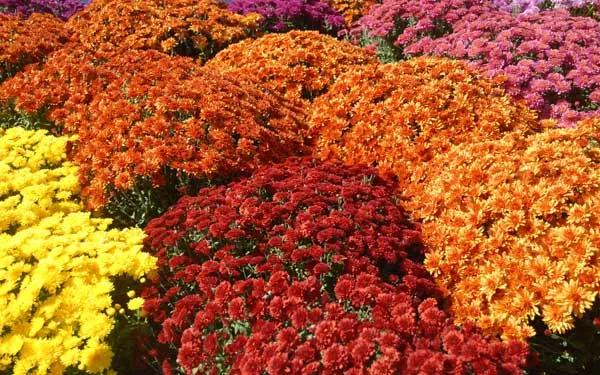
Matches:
[[406, 8, 600, 123], [348, 0, 492, 55], [141, 157, 530, 374], [0, 127, 80, 232], [0, 13, 69, 83], [403, 118, 600, 340], [65, 0, 261, 60], [0, 48, 198, 134], [493, 0, 600, 14], [0, 0, 85, 20], [330, 0, 378, 25], [72, 53, 308, 209], [227, 0, 345, 33], [141, 158, 429, 318], [0, 126, 156, 375], [0, 45, 115, 133], [309, 57, 539, 186], [176, 273, 530, 375], [206, 30, 377, 104]]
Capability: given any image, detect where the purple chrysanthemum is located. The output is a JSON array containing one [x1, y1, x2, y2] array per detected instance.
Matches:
[[0, 0, 86, 20], [228, 0, 345, 33]]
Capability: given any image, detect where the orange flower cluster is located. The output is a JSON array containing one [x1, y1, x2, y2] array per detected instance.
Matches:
[[330, 0, 377, 25], [206, 30, 377, 105], [404, 118, 600, 340], [72, 51, 308, 209], [65, 0, 261, 60], [309, 56, 539, 185], [0, 46, 197, 134], [0, 13, 69, 82]]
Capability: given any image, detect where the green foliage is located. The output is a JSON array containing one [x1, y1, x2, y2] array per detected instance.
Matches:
[[528, 300, 600, 374], [0, 102, 59, 133], [569, 3, 600, 19], [360, 32, 404, 63], [0, 60, 28, 84], [102, 167, 231, 229]]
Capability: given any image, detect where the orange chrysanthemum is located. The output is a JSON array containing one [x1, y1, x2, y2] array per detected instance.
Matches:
[[70, 51, 308, 209], [66, 0, 261, 60], [405, 118, 600, 340], [206, 30, 377, 105], [1, 45, 193, 134], [330, 0, 377, 25], [0, 13, 69, 83], [309, 56, 539, 186]]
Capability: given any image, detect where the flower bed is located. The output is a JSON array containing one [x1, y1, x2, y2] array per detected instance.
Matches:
[[4, 0, 600, 374]]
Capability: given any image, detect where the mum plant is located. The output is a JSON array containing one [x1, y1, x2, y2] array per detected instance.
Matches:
[[140, 157, 531, 374], [71, 53, 308, 213], [0, 0, 85, 20], [404, 8, 600, 123], [0, 126, 156, 375], [206, 30, 377, 104], [330, 0, 378, 25], [0, 48, 193, 134], [0, 13, 69, 83], [65, 0, 261, 60], [308, 56, 539, 186], [347, 0, 491, 62], [175, 273, 531, 374], [3, 49, 308, 228], [0, 126, 80, 232], [403, 118, 600, 342], [227, 0, 345, 33]]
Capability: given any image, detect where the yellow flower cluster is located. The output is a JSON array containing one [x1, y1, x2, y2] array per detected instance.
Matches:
[[0, 128, 156, 374], [405, 118, 600, 340], [0, 127, 80, 232]]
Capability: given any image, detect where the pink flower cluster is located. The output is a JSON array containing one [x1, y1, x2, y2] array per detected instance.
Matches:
[[493, 0, 600, 13], [348, 0, 492, 45], [404, 8, 600, 123]]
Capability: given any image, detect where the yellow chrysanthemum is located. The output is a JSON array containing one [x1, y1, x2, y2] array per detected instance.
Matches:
[[79, 341, 113, 374], [127, 297, 145, 311], [0, 127, 81, 233], [0, 127, 156, 374]]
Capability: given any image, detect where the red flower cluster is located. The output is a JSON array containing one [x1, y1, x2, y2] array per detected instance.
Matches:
[[67, 51, 308, 209], [193, 273, 530, 375], [141, 157, 532, 374], [0, 13, 69, 82]]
